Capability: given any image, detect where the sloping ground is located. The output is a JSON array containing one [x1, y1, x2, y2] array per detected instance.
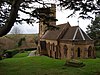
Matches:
[[0, 34, 38, 50], [0, 36, 15, 50], [0, 55, 100, 75]]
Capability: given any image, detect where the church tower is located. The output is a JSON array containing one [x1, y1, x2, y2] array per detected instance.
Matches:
[[37, 4, 56, 55], [39, 4, 56, 38]]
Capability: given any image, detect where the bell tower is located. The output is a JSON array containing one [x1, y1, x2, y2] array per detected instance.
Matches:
[[37, 4, 56, 55], [39, 4, 56, 38]]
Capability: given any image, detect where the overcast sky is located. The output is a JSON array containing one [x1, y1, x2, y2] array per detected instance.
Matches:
[[8, 1, 95, 34]]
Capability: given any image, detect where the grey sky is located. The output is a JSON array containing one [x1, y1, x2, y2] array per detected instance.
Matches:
[[8, 1, 95, 34], [9, 11, 94, 34]]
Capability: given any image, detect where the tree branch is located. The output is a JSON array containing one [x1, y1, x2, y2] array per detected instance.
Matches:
[[0, 0, 23, 37]]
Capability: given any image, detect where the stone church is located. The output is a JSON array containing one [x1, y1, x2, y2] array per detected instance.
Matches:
[[38, 4, 95, 59]]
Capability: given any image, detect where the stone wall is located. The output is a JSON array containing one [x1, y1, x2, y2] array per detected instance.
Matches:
[[60, 41, 95, 59], [40, 39, 95, 59]]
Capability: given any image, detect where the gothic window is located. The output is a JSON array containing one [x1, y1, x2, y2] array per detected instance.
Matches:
[[77, 47, 81, 57]]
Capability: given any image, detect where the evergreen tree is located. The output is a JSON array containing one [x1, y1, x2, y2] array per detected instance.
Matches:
[[86, 15, 100, 45]]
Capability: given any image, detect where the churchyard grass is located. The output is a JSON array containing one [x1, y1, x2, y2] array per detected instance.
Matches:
[[0, 52, 100, 75], [13, 51, 30, 58]]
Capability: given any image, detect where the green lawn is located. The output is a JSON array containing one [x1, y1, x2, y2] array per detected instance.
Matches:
[[13, 51, 30, 58], [0, 53, 100, 75]]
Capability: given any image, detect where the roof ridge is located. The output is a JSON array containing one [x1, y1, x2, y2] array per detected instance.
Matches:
[[71, 26, 79, 27], [72, 27, 79, 40], [57, 23, 67, 26], [56, 22, 70, 26], [57, 24, 70, 39], [72, 27, 85, 40], [79, 27, 85, 40]]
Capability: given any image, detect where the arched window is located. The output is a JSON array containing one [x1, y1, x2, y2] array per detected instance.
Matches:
[[77, 47, 81, 57], [63, 45, 68, 57]]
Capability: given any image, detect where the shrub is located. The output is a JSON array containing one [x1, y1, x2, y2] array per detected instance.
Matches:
[[3, 49, 19, 58]]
